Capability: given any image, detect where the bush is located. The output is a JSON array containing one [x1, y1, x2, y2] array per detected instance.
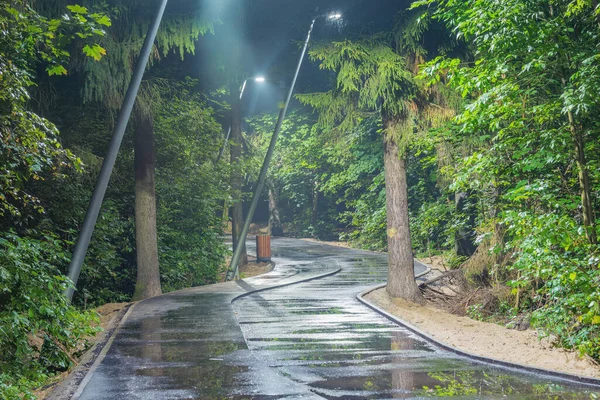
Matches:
[[0, 232, 98, 398], [504, 211, 600, 360]]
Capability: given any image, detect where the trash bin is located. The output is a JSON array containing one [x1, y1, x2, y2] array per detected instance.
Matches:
[[256, 234, 271, 262]]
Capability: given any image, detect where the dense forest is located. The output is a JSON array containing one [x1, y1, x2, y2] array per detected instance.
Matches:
[[1, 0, 599, 398]]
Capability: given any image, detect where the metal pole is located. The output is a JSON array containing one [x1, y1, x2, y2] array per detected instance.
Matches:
[[215, 78, 249, 164], [226, 19, 317, 281], [64, 0, 170, 301]]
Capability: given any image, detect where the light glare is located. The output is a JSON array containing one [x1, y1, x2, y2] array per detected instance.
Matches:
[[328, 13, 342, 20], [255, 76, 266, 83]]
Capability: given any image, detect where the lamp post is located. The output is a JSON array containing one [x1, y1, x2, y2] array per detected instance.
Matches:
[[65, 0, 170, 301], [226, 12, 343, 281], [215, 76, 266, 164]]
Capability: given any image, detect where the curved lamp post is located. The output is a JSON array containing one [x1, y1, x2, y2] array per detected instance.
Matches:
[[226, 12, 343, 281], [215, 76, 267, 164]]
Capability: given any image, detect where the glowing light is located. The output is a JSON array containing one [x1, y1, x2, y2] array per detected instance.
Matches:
[[328, 13, 342, 20], [254, 76, 266, 83]]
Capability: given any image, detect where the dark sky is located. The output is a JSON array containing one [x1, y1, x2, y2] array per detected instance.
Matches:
[[171, 0, 411, 115]]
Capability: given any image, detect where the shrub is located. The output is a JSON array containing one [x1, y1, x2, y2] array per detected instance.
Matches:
[[0, 232, 98, 398]]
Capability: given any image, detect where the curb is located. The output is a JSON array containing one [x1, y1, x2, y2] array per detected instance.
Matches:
[[231, 266, 342, 304], [70, 303, 138, 400], [357, 285, 600, 389], [45, 304, 134, 400]]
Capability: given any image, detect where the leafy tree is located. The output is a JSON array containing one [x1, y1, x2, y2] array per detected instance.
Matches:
[[0, 2, 109, 397], [0, 1, 108, 219], [415, 0, 600, 359]]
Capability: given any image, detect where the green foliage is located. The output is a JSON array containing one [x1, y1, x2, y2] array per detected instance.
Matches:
[[413, 0, 600, 359], [504, 211, 600, 359], [0, 1, 109, 218], [36, 0, 216, 109], [154, 83, 228, 291], [0, 232, 99, 399]]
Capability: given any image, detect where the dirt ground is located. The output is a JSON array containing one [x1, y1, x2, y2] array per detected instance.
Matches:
[[220, 253, 274, 281], [365, 287, 600, 379], [238, 258, 274, 279]]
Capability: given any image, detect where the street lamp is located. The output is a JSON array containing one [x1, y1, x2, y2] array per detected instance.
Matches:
[[64, 0, 169, 300], [215, 75, 267, 164], [226, 12, 343, 281]]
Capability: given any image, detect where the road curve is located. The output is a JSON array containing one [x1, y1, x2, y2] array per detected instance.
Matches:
[[73, 237, 599, 399]]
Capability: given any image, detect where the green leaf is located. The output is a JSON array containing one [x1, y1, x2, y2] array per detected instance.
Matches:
[[82, 44, 107, 61], [47, 65, 68, 76], [66, 5, 88, 14], [92, 14, 111, 27], [569, 272, 577, 281]]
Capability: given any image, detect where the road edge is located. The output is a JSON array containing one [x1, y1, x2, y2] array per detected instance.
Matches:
[[357, 283, 600, 389], [45, 303, 136, 400]]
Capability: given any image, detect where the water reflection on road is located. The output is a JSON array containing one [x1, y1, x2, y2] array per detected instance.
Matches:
[[75, 238, 599, 399], [233, 238, 600, 399]]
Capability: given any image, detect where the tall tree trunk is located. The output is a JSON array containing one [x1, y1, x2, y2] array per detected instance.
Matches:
[[568, 111, 597, 244], [383, 118, 424, 304], [311, 180, 319, 233], [455, 191, 477, 257], [230, 81, 248, 265], [133, 111, 162, 300], [268, 181, 284, 237]]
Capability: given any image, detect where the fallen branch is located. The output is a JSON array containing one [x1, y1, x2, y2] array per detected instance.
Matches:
[[418, 270, 462, 288]]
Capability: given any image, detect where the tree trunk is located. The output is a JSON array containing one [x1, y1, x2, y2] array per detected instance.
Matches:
[[133, 111, 162, 301], [311, 180, 319, 233], [268, 182, 284, 237], [455, 191, 477, 257], [568, 111, 597, 244], [229, 81, 248, 265], [383, 118, 424, 304]]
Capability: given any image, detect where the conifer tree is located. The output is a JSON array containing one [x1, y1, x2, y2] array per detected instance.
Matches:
[[299, 19, 452, 303]]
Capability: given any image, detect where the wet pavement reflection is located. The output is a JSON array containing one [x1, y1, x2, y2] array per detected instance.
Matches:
[[233, 239, 600, 399], [77, 238, 600, 399]]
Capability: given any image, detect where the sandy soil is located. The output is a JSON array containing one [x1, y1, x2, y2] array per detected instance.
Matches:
[[417, 256, 447, 271], [365, 287, 600, 379], [220, 253, 274, 282], [238, 260, 274, 279]]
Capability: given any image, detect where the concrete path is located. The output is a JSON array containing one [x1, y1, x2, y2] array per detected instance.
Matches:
[[75, 238, 598, 399]]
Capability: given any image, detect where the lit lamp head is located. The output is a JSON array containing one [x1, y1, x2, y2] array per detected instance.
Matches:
[[327, 12, 343, 20], [254, 76, 266, 83]]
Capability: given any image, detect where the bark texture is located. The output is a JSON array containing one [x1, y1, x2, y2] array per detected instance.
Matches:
[[229, 81, 248, 265], [133, 112, 162, 301], [455, 191, 477, 257], [568, 112, 597, 245], [268, 182, 284, 236], [383, 119, 424, 304], [311, 180, 319, 232]]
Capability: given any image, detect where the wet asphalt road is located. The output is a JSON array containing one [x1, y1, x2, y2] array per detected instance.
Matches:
[[76, 238, 600, 399]]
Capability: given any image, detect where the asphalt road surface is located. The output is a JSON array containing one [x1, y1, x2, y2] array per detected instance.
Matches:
[[75, 237, 599, 399]]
